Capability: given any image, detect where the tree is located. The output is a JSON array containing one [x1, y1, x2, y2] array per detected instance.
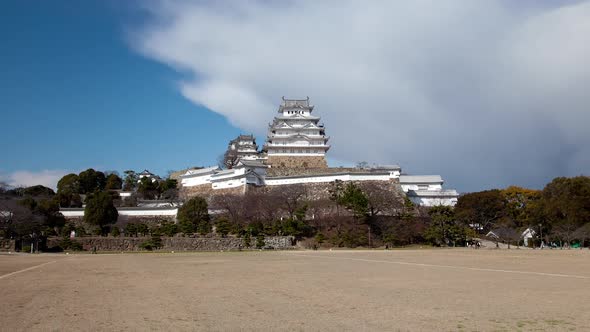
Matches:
[[159, 178, 178, 201], [0, 198, 43, 241], [123, 170, 138, 191], [78, 168, 106, 194], [177, 197, 210, 235], [536, 176, 590, 233], [57, 173, 80, 195], [355, 161, 369, 169], [256, 234, 265, 248], [136, 223, 149, 236], [425, 206, 455, 246], [222, 143, 240, 169], [501, 186, 540, 228], [339, 182, 369, 220], [273, 184, 307, 219], [56, 192, 82, 208], [487, 227, 521, 248], [84, 191, 118, 235], [455, 189, 505, 233], [125, 222, 138, 237], [358, 181, 404, 218], [574, 223, 590, 248], [210, 194, 247, 227], [137, 177, 159, 200], [156, 221, 179, 237], [243, 232, 251, 247], [23, 185, 55, 197], [105, 173, 123, 190], [215, 218, 231, 237]]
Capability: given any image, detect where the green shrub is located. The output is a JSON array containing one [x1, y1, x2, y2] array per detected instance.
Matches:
[[256, 234, 265, 249], [124, 223, 137, 237], [111, 226, 120, 237], [140, 235, 163, 251], [159, 222, 179, 237], [215, 218, 230, 237], [315, 233, 326, 245], [59, 237, 83, 251], [243, 233, 251, 248], [21, 245, 32, 253]]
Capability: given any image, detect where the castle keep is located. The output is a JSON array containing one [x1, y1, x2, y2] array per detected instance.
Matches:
[[264, 97, 329, 168]]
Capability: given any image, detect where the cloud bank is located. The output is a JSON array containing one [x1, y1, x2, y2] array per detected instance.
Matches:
[[0, 170, 69, 190], [131, 0, 590, 191]]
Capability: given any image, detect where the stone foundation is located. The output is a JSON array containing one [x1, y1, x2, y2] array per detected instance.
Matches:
[[45, 236, 295, 251], [180, 183, 246, 201], [266, 156, 327, 169]]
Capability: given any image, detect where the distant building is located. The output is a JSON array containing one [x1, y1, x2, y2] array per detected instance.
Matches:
[[223, 134, 261, 168], [138, 170, 160, 183], [264, 97, 330, 168], [399, 175, 458, 206]]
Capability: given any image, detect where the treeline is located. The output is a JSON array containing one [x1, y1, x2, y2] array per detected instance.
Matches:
[[0, 168, 179, 246], [181, 176, 590, 248], [56, 169, 178, 207], [455, 176, 590, 247], [3, 174, 589, 250]]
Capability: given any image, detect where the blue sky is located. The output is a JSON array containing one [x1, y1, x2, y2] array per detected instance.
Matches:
[[1, 1, 243, 186], [1, 1, 589, 192]]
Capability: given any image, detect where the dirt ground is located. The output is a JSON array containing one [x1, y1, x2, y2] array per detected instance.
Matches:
[[1, 249, 589, 331]]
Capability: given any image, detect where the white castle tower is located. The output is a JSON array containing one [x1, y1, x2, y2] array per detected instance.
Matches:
[[264, 97, 330, 168]]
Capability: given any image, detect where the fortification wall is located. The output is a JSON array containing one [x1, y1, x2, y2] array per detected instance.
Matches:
[[46, 236, 295, 251], [266, 167, 358, 177], [249, 179, 401, 202], [266, 156, 327, 169], [179, 183, 246, 201], [62, 214, 175, 224]]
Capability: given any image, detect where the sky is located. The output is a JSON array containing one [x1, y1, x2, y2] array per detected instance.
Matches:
[[1, 0, 589, 193]]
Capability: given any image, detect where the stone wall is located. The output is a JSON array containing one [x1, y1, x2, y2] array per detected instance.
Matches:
[[46, 236, 295, 251], [266, 155, 327, 169], [250, 179, 401, 201], [180, 183, 246, 201], [266, 167, 359, 177]]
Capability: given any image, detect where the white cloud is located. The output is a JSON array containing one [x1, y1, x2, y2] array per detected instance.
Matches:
[[0, 170, 70, 190], [130, 0, 590, 191]]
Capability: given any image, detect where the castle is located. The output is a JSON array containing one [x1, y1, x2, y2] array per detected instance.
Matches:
[[179, 97, 459, 207], [60, 97, 458, 223]]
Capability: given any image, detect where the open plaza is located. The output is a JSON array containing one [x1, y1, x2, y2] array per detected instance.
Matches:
[[1, 249, 589, 331]]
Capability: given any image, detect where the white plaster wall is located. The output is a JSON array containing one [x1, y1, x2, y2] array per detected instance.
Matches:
[[60, 208, 178, 217], [408, 196, 457, 207], [119, 209, 178, 216], [181, 174, 214, 187], [60, 210, 85, 217], [212, 178, 246, 189], [265, 173, 398, 186], [401, 183, 443, 192]]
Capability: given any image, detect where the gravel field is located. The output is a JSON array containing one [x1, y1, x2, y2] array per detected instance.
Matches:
[[1, 249, 589, 331]]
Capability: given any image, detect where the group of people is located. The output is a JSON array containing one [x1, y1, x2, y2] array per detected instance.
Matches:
[[467, 240, 482, 249]]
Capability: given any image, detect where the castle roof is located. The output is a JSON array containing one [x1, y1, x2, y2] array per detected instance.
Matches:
[[278, 96, 314, 112], [399, 175, 443, 184]]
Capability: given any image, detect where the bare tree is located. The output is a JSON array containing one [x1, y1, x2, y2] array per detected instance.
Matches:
[[245, 191, 282, 224], [553, 221, 579, 248], [210, 194, 247, 226], [358, 181, 404, 217], [573, 223, 590, 249], [270, 184, 307, 219]]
